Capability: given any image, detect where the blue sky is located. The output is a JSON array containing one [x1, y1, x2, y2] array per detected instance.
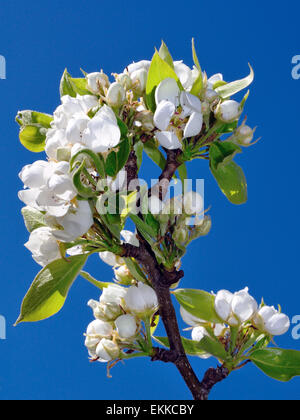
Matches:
[[0, 0, 300, 400]]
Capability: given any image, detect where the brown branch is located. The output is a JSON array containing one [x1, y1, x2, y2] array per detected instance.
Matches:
[[122, 146, 228, 400], [150, 148, 182, 200], [125, 150, 138, 189]]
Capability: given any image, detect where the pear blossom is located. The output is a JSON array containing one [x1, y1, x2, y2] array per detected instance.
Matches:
[[214, 288, 258, 326], [191, 326, 211, 360], [124, 282, 158, 317], [253, 306, 290, 336], [115, 314, 138, 339], [153, 78, 203, 150], [120, 230, 139, 248], [174, 61, 194, 91], [51, 95, 99, 130], [114, 265, 134, 285], [25, 227, 61, 267], [19, 160, 77, 218], [53, 200, 94, 242], [100, 284, 127, 306]]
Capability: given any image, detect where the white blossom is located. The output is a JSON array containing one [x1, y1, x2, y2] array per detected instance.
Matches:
[[253, 306, 290, 336], [125, 282, 158, 317], [106, 82, 126, 107], [86, 72, 109, 94], [214, 288, 258, 326], [153, 78, 203, 150], [25, 227, 61, 267], [183, 191, 204, 215], [115, 314, 138, 339], [96, 339, 120, 362]]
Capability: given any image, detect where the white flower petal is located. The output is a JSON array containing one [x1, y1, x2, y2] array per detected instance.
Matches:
[[155, 78, 180, 106], [156, 131, 182, 150], [184, 112, 203, 138], [154, 100, 175, 131], [214, 290, 234, 322]]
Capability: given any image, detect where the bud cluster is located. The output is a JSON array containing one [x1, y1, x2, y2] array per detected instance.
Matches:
[[181, 287, 290, 362], [85, 282, 158, 363]]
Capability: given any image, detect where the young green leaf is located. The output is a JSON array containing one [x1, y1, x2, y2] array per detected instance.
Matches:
[[158, 41, 174, 69], [105, 151, 118, 177], [210, 141, 242, 170], [210, 161, 248, 205], [215, 64, 254, 99], [190, 39, 203, 96], [16, 111, 53, 128], [60, 69, 92, 97], [173, 289, 221, 324], [146, 51, 181, 112], [15, 255, 88, 324], [250, 348, 300, 382], [21, 207, 47, 233], [19, 125, 47, 153], [80, 271, 111, 290]]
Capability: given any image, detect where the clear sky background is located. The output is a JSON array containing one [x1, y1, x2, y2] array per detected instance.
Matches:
[[0, 0, 300, 401]]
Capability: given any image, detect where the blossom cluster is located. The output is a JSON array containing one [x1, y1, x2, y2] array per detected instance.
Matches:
[[181, 287, 290, 359], [85, 282, 158, 362]]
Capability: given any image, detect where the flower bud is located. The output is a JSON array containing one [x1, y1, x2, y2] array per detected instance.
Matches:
[[86, 319, 113, 338], [235, 125, 255, 146], [131, 68, 148, 95], [106, 82, 126, 107], [96, 339, 120, 362], [100, 284, 127, 306], [183, 191, 204, 215], [253, 305, 290, 336], [214, 287, 258, 326], [114, 265, 134, 286], [173, 226, 189, 245], [86, 71, 110, 94], [215, 100, 242, 123], [115, 314, 138, 339], [124, 282, 158, 318]]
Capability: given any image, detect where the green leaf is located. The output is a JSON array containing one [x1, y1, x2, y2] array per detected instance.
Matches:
[[129, 213, 157, 243], [105, 151, 118, 177], [209, 141, 247, 205], [19, 125, 47, 153], [250, 348, 300, 382], [117, 137, 131, 172], [21, 207, 47, 233], [80, 271, 111, 290], [215, 64, 254, 99], [134, 140, 144, 170], [173, 289, 221, 324], [124, 258, 147, 283], [70, 148, 106, 178], [154, 336, 205, 357], [144, 139, 166, 170], [60, 69, 93, 97], [117, 118, 129, 139], [210, 141, 242, 170], [16, 111, 53, 128], [190, 39, 203, 96], [178, 163, 187, 190], [15, 255, 88, 324], [196, 335, 229, 361], [144, 213, 160, 237], [210, 161, 248, 205], [158, 41, 174, 69], [146, 51, 181, 112], [72, 161, 96, 199]]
